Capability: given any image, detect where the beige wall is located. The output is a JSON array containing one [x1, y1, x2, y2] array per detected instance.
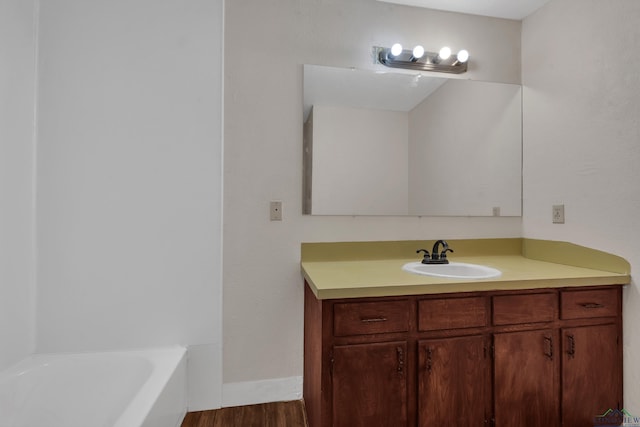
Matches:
[[522, 0, 640, 412], [224, 0, 522, 386], [310, 106, 409, 215], [408, 80, 522, 216]]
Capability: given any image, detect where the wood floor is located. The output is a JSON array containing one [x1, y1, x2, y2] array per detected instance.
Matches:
[[181, 400, 308, 427]]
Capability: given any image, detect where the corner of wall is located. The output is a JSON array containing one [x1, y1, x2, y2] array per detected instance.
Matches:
[[222, 376, 303, 408]]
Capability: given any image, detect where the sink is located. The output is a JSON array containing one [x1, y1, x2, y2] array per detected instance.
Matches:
[[402, 261, 502, 279]]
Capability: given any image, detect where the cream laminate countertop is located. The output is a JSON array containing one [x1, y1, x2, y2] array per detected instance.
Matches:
[[301, 239, 631, 300]]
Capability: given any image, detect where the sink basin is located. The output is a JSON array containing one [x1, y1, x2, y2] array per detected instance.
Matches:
[[402, 261, 502, 279]]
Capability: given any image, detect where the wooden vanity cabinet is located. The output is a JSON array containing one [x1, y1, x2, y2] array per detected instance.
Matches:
[[331, 341, 409, 427], [561, 288, 623, 427], [493, 329, 560, 427], [492, 291, 561, 427], [416, 295, 491, 426], [304, 283, 623, 427], [418, 335, 490, 426]]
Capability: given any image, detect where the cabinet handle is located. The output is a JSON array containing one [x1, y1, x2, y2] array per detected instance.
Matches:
[[426, 347, 433, 372], [544, 336, 553, 360], [360, 317, 387, 323], [329, 353, 334, 377], [580, 302, 605, 309], [567, 334, 576, 358], [396, 347, 404, 373]]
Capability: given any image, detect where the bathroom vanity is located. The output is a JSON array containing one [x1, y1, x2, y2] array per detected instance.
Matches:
[[301, 239, 630, 427]]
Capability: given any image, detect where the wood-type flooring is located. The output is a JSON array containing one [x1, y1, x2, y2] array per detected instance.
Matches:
[[181, 400, 308, 427]]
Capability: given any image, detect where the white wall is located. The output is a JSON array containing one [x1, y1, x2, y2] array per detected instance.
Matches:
[[311, 106, 409, 215], [223, 0, 522, 401], [522, 0, 640, 413], [0, 0, 37, 371], [34, 0, 223, 410]]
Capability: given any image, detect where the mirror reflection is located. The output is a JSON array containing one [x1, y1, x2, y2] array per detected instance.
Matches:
[[303, 64, 522, 217]]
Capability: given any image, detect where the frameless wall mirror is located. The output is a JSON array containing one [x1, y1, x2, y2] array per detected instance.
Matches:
[[302, 64, 522, 217]]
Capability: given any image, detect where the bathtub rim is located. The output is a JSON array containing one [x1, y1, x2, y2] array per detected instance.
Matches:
[[0, 345, 187, 427]]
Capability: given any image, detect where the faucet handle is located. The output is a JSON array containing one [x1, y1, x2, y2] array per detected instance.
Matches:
[[416, 249, 430, 263], [440, 248, 454, 259]]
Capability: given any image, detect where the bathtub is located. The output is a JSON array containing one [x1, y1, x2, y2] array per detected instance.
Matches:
[[0, 346, 187, 427]]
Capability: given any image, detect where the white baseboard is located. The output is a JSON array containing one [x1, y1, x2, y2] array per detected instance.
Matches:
[[222, 376, 303, 408]]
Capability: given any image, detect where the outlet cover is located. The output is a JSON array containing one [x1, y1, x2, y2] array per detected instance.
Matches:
[[270, 201, 282, 221], [552, 204, 565, 224]]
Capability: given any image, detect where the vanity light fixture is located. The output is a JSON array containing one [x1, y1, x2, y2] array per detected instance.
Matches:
[[375, 44, 469, 74], [411, 45, 425, 62], [453, 49, 469, 66], [390, 43, 403, 57], [433, 46, 451, 63]]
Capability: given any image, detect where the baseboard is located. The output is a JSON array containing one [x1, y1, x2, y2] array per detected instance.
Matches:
[[222, 376, 303, 408]]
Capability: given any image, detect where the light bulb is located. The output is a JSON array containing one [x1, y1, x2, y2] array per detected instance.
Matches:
[[438, 46, 452, 60], [457, 49, 469, 63], [412, 45, 425, 59], [390, 43, 403, 57]]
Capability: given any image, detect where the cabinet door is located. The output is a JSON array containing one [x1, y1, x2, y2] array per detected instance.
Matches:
[[418, 336, 490, 426], [562, 324, 622, 426], [494, 330, 559, 427], [332, 341, 408, 427]]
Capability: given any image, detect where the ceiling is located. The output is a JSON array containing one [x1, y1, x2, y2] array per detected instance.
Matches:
[[377, 0, 551, 20]]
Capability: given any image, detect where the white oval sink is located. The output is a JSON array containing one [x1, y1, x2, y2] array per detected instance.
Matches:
[[402, 261, 502, 279]]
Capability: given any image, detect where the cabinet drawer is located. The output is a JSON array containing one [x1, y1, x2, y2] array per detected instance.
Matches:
[[561, 288, 619, 320], [333, 300, 410, 337], [418, 297, 488, 331], [493, 293, 557, 325]]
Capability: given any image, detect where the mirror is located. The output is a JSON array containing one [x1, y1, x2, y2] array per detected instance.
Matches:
[[302, 64, 522, 216]]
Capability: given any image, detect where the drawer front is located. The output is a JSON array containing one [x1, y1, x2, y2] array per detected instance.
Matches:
[[493, 293, 557, 325], [561, 288, 619, 320], [333, 300, 410, 337], [418, 297, 488, 331]]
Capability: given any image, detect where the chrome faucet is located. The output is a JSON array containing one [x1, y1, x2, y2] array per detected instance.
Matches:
[[416, 240, 454, 264]]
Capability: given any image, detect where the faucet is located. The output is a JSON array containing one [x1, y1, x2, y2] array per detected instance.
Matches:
[[416, 240, 454, 264]]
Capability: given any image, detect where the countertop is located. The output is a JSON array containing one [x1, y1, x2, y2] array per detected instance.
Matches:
[[301, 239, 631, 299]]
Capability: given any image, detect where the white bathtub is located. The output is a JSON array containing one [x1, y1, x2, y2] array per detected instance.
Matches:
[[0, 346, 187, 427]]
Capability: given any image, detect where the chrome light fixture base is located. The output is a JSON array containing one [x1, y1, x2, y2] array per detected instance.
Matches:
[[375, 46, 468, 74]]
